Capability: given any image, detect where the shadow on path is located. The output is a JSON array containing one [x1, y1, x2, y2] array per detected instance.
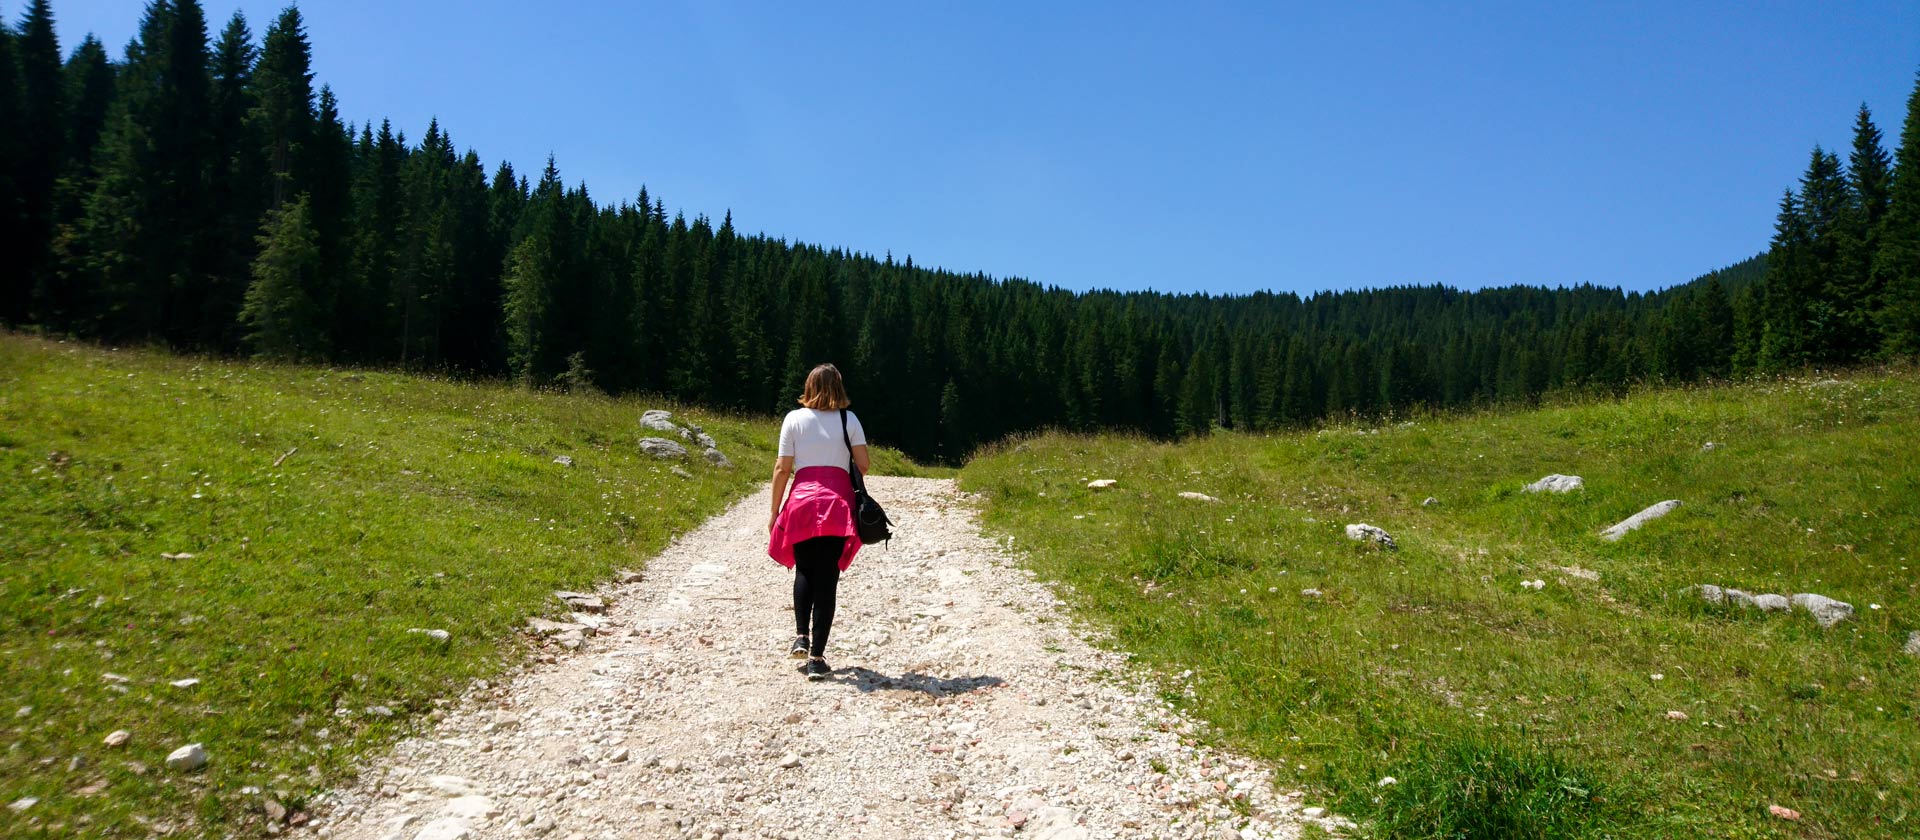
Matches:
[[807, 666, 1006, 697]]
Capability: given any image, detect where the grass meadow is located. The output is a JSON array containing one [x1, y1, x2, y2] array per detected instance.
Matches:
[[0, 333, 939, 836], [961, 370, 1920, 838]]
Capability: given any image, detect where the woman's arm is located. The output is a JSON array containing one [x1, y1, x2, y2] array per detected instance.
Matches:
[[852, 445, 870, 476], [768, 455, 795, 532]]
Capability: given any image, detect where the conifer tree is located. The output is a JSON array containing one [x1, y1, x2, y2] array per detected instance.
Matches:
[[249, 5, 313, 211], [11, 0, 64, 320], [1878, 71, 1920, 356], [206, 11, 261, 348], [240, 194, 325, 358], [0, 10, 27, 323]]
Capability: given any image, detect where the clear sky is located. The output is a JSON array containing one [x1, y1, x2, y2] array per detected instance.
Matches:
[[35, 0, 1920, 295]]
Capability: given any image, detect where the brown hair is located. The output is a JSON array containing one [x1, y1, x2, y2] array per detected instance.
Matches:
[[798, 363, 851, 410]]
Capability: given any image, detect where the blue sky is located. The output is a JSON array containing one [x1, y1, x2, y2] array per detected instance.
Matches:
[[38, 1, 1920, 295]]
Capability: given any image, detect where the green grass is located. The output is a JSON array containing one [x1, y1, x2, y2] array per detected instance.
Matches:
[[961, 371, 1920, 839], [0, 333, 928, 836]]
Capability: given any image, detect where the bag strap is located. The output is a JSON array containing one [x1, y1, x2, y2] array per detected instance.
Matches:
[[839, 409, 867, 493]]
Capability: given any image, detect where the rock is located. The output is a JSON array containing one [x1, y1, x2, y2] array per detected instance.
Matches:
[[1177, 491, 1221, 503], [1377, 776, 1398, 786], [264, 798, 288, 824], [169, 678, 200, 688], [1521, 579, 1546, 591], [101, 672, 130, 683], [1421, 497, 1438, 507], [8, 797, 37, 813], [777, 753, 801, 769], [552, 455, 573, 467], [1725, 589, 1757, 608], [104, 730, 131, 747], [408, 628, 452, 642], [1752, 594, 1790, 612], [554, 591, 606, 613], [1701, 442, 1719, 452], [525, 618, 584, 637], [1599, 500, 1681, 541], [1692, 584, 1725, 603], [1344, 523, 1397, 549], [618, 570, 644, 584], [367, 705, 395, 717], [1790, 593, 1853, 628], [1905, 631, 1920, 657], [607, 747, 629, 763], [1523, 474, 1584, 494], [694, 432, 717, 449], [1302, 806, 1328, 818], [1025, 807, 1086, 840], [1299, 588, 1323, 598], [640, 410, 681, 434], [1087, 479, 1116, 490], [703, 447, 732, 468], [412, 817, 473, 840], [1769, 804, 1801, 821], [659, 758, 684, 773], [1666, 710, 1689, 721], [442, 795, 498, 819], [165, 743, 207, 771], [424, 775, 479, 796], [639, 437, 688, 459]]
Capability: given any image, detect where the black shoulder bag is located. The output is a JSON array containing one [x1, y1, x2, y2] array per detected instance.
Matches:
[[840, 410, 892, 545]]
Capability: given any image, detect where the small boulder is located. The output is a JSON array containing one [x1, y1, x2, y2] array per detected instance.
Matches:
[[1752, 594, 1790, 612], [526, 617, 585, 637], [1520, 579, 1546, 591], [1790, 593, 1853, 628], [165, 743, 207, 772], [1345, 523, 1397, 549], [1087, 479, 1117, 490], [1177, 491, 1221, 503], [1599, 500, 1680, 542], [639, 409, 681, 434], [554, 591, 606, 613], [1523, 474, 1584, 494], [1692, 584, 1725, 604], [1903, 631, 1919, 657], [552, 455, 573, 467], [103, 730, 131, 747], [703, 447, 732, 468], [1725, 589, 1758, 609], [1300, 588, 1324, 598], [639, 437, 688, 460], [1421, 497, 1438, 507]]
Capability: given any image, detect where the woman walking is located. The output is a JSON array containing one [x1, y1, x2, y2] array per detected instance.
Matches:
[[768, 364, 869, 680]]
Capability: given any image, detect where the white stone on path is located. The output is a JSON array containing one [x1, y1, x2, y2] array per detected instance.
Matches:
[[165, 743, 207, 771], [424, 775, 479, 796], [1523, 474, 1584, 494], [777, 752, 801, 769], [411, 817, 472, 840], [1599, 500, 1680, 541], [441, 795, 497, 819]]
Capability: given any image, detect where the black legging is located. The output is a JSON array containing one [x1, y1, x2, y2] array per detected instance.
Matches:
[[792, 536, 846, 658]]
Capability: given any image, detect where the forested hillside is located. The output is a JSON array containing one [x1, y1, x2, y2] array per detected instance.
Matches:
[[2, 1, 1917, 462]]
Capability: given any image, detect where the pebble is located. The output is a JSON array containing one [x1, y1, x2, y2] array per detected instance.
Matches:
[[8, 797, 37, 813], [104, 730, 131, 747]]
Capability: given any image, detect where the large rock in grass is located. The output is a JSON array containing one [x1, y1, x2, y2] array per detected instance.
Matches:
[[703, 447, 732, 468], [1790, 593, 1853, 628], [1752, 593, 1790, 612], [165, 743, 207, 772], [1523, 474, 1584, 494], [639, 437, 688, 459], [1345, 523, 1397, 549], [640, 409, 682, 434], [1599, 500, 1680, 541]]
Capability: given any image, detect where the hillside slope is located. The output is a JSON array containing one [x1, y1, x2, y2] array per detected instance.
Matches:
[[0, 333, 931, 836], [962, 370, 1920, 838]]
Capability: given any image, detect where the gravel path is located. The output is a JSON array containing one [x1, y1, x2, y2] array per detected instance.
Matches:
[[305, 478, 1330, 840]]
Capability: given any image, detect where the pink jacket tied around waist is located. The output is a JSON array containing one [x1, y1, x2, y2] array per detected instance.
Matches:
[[769, 465, 863, 570]]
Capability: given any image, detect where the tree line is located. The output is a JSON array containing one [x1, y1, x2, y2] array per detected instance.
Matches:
[[2, 1, 1917, 463]]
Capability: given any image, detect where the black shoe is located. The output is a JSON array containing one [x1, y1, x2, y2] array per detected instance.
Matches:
[[805, 657, 831, 681], [789, 636, 809, 659]]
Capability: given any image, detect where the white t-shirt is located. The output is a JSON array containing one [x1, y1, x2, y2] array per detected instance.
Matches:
[[778, 408, 867, 471]]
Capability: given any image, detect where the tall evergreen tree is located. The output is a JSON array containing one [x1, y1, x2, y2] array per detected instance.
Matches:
[[11, 0, 64, 320], [240, 193, 325, 358], [0, 8, 27, 323], [1878, 72, 1920, 356], [249, 4, 312, 211]]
